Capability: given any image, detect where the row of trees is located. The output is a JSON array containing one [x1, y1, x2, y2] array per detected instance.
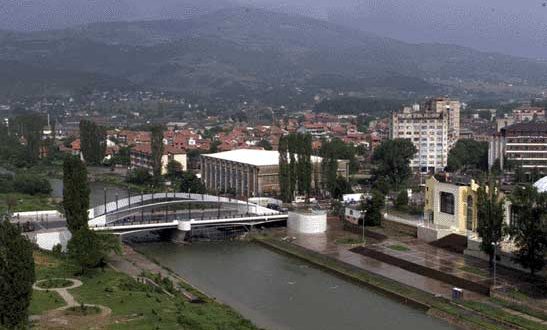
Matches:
[[278, 133, 314, 202], [0, 173, 52, 196], [477, 180, 546, 275], [0, 113, 50, 168]]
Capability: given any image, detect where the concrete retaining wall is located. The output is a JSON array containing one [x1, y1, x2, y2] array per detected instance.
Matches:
[[382, 219, 417, 237], [417, 226, 454, 243], [13, 210, 62, 218]]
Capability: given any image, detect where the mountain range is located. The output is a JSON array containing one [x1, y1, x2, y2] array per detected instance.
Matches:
[[0, 7, 546, 102]]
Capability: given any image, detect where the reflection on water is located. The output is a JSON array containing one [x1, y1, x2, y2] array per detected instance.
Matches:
[[137, 241, 454, 330]]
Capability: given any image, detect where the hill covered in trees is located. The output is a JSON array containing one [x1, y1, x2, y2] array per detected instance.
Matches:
[[1, 8, 546, 102]]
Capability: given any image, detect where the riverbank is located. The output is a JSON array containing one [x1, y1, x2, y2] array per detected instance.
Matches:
[[253, 236, 543, 330], [30, 249, 261, 329]]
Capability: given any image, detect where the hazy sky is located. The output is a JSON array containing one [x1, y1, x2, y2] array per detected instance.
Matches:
[[1, 0, 546, 58]]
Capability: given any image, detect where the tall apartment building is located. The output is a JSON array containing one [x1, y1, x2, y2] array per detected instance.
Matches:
[[489, 122, 547, 171], [390, 97, 461, 172]]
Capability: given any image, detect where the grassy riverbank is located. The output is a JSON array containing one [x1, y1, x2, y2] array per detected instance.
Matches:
[[0, 193, 58, 213], [30, 250, 260, 329], [253, 236, 546, 330]]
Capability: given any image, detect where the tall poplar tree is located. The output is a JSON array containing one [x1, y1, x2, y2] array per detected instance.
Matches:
[[63, 156, 90, 233], [150, 125, 165, 177], [79, 120, 106, 165], [278, 135, 291, 202], [288, 134, 297, 197], [0, 219, 35, 329]]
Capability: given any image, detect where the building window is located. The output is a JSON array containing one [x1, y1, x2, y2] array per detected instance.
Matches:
[[440, 192, 455, 215], [466, 196, 474, 231]]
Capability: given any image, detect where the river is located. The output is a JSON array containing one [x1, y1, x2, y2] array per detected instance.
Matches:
[[137, 241, 453, 330]]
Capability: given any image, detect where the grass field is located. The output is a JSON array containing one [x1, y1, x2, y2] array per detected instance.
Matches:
[[29, 290, 65, 315], [0, 193, 58, 213], [388, 244, 411, 252], [31, 251, 259, 330]]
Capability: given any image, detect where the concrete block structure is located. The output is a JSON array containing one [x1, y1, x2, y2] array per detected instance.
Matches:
[[200, 149, 349, 197], [287, 211, 327, 234]]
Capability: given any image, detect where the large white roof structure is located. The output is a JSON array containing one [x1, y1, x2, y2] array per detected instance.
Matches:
[[203, 149, 323, 167], [533, 176, 547, 193]]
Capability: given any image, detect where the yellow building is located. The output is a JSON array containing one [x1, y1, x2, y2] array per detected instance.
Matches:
[[424, 175, 479, 233]]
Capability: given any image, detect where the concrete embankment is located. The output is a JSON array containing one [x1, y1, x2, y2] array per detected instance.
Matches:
[[253, 236, 520, 330]]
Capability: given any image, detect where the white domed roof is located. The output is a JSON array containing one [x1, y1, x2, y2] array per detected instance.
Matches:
[[533, 176, 547, 193]]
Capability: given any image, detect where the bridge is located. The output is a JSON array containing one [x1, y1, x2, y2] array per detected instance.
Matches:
[[87, 192, 288, 236]]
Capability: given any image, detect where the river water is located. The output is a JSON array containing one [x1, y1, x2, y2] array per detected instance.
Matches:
[[137, 241, 453, 330]]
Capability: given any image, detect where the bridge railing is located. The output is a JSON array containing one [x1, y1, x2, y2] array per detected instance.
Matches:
[[89, 192, 280, 222]]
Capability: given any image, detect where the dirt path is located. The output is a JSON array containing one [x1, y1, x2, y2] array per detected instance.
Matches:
[[33, 278, 111, 329]]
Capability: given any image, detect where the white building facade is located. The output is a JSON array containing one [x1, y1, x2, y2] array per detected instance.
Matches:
[[390, 98, 460, 172]]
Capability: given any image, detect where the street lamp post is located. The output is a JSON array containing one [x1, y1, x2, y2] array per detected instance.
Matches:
[[492, 241, 497, 288], [361, 210, 367, 244]]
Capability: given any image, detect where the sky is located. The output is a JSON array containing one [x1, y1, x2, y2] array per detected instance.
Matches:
[[1, 0, 546, 58]]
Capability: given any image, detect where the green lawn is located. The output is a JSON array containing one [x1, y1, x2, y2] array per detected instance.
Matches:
[[387, 244, 411, 252], [335, 237, 363, 245], [458, 265, 490, 277], [0, 193, 58, 213], [461, 301, 547, 330], [35, 278, 73, 289], [29, 290, 65, 315], [32, 251, 259, 330]]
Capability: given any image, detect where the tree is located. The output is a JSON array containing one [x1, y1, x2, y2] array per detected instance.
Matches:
[[278, 135, 291, 202], [13, 174, 52, 195], [296, 134, 313, 196], [112, 146, 131, 166], [0, 220, 35, 329], [208, 140, 221, 153], [127, 168, 153, 186], [447, 139, 489, 172], [67, 229, 120, 274], [509, 185, 547, 275], [372, 139, 417, 191], [363, 190, 385, 226], [150, 125, 164, 177], [319, 138, 359, 174], [177, 172, 206, 194], [278, 133, 313, 201], [79, 120, 106, 165], [394, 190, 409, 211], [165, 160, 183, 180], [476, 181, 505, 267], [14, 113, 46, 165], [330, 176, 353, 199], [63, 156, 90, 233]]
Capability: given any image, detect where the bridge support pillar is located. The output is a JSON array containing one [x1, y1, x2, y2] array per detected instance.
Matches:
[[171, 220, 191, 244]]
